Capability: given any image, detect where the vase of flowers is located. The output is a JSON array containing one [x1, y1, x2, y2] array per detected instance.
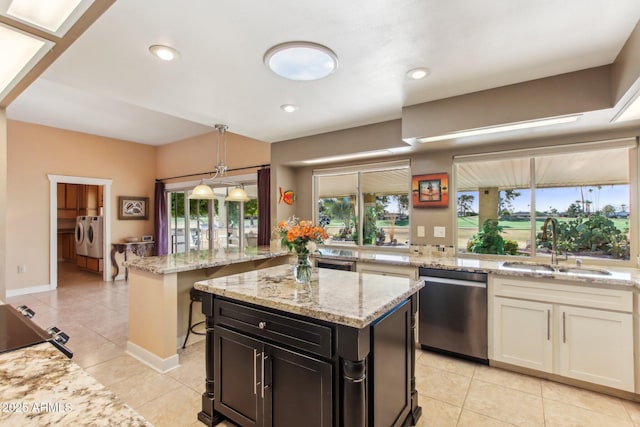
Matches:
[[275, 217, 328, 284]]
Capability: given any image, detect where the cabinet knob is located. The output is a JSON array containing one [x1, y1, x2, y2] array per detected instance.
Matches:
[[258, 321, 267, 329]]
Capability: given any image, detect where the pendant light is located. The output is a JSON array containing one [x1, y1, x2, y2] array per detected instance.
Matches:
[[189, 124, 230, 199], [225, 186, 250, 202]]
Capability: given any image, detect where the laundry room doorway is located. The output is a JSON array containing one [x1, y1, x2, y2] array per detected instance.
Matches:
[[48, 175, 113, 289]]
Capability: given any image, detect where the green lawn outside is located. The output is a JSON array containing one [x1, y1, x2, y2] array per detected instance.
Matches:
[[457, 215, 630, 232]]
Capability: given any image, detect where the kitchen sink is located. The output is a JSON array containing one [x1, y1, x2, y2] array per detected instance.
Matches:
[[501, 262, 612, 276], [501, 262, 555, 272], [555, 267, 612, 276]]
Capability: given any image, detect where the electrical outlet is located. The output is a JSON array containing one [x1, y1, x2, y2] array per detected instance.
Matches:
[[434, 226, 446, 238], [17, 265, 26, 273], [417, 226, 425, 237]]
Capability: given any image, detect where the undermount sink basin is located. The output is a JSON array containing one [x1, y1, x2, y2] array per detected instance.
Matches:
[[501, 262, 555, 272], [501, 262, 612, 276], [556, 267, 612, 276]]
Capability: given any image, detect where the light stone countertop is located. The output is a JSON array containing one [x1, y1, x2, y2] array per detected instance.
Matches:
[[194, 263, 424, 329], [0, 343, 151, 426], [125, 246, 288, 275], [315, 248, 640, 289]]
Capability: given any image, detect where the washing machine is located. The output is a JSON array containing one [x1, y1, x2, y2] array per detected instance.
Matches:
[[75, 216, 89, 256], [86, 216, 104, 258]]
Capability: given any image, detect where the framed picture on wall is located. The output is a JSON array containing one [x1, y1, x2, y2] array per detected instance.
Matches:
[[118, 196, 149, 220], [412, 173, 449, 208]]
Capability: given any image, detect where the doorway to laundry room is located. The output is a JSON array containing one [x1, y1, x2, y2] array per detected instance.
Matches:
[[48, 175, 113, 289]]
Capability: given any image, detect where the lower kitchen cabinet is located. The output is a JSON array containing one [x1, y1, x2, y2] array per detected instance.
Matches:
[[215, 327, 332, 427], [356, 262, 418, 280], [492, 297, 553, 372], [490, 275, 634, 392]]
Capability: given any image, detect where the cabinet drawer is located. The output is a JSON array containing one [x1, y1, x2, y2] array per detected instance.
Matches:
[[491, 276, 632, 312], [214, 300, 333, 358]]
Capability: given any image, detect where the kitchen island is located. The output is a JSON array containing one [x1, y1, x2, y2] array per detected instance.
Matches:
[[125, 248, 288, 372], [194, 264, 424, 427]]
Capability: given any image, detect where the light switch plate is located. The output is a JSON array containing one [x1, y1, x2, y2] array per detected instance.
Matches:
[[417, 226, 425, 237], [434, 226, 445, 238]]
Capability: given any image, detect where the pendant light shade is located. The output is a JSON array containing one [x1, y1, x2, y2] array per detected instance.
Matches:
[[225, 187, 250, 202], [189, 180, 214, 199]]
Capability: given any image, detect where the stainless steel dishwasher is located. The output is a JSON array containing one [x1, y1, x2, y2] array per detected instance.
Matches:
[[418, 267, 488, 363]]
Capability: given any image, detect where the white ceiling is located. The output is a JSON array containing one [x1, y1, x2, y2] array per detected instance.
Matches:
[[6, 0, 640, 145]]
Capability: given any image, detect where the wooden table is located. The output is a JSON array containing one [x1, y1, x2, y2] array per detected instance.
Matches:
[[111, 241, 154, 280]]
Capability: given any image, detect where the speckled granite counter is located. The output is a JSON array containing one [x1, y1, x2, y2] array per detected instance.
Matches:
[[126, 247, 288, 275], [316, 248, 640, 289], [194, 263, 424, 328], [125, 248, 289, 372], [0, 343, 150, 426]]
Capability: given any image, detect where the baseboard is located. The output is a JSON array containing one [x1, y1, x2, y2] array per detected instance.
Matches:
[[6, 284, 54, 298], [126, 341, 180, 373]]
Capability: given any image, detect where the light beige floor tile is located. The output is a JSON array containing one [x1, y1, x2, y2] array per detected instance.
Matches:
[[464, 379, 544, 427], [108, 369, 184, 409], [474, 364, 542, 396], [415, 364, 472, 407], [622, 399, 640, 426], [541, 380, 629, 419], [168, 352, 206, 392], [544, 398, 633, 427], [85, 354, 155, 387], [414, 396, 461, 427], [71, 340, 124, 368], [416, 349, 478, 377], [457, 409, 517, 427], [136, 384, 201, 427]]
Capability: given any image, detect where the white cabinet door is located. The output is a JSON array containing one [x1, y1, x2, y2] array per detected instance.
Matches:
[[558, 305, 634, 392], [492, 297, 553, 372]]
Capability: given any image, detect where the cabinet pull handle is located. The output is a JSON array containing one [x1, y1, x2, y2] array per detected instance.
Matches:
[[261, 354, 267, 398], [253, 349, 258, 395], [258, 321, 267, 329], [562, 312, 566, 343], [547, 309, 550, 341]]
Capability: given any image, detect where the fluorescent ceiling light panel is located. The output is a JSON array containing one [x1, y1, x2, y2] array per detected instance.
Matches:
[[417, 114, 582, 143], [613, 91, 640, 123], [302, 147, 411, 165], [0, 23, 48, 98], [7, 0, 83, 32]]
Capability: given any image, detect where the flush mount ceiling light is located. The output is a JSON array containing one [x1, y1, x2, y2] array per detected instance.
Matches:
[[6, 0, 83, 32], [417, 114, 582, 143], [149, 44, 180, 61], [280, 104, 298, 113], [406, 67, 431, 80], [264, 41, 338, 81], [0, 23, 50, 100]]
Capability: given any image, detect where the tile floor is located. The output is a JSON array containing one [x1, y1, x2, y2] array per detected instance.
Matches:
[[6, 262, 640, 427]]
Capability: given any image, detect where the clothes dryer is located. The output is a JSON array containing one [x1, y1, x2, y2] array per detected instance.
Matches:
[[87, 216, 104, 258], [74, 216, 89, 256]]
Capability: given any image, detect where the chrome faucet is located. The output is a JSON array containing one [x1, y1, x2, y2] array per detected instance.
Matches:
[[541, 217, 558, 265]]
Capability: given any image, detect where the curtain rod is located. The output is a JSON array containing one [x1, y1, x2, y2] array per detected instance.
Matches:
[[155, 164, 270, 182]]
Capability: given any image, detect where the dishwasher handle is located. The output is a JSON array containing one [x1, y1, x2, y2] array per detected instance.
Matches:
[[419, 276, 487, 288]]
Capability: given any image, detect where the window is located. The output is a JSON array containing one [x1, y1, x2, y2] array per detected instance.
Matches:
[[315, 161, 410, 247], [455, 143, 634, 262]]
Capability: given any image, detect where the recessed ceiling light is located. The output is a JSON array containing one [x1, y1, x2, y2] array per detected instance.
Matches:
[[7, 0, 83, 32], [149, 44, 180, 61], [280, 104, 298, 113], [264, 41, 338, 81], [406, 67, 431, 80]]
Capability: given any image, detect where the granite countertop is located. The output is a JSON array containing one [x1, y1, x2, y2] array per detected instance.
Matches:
[[194, 263, 424, 329], [315, 248, 640, 289], [125, 247, 288, 275], [0, 343, 151, 426]]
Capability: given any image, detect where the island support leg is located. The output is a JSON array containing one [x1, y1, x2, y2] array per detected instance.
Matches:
[[343, 358, 367, 426], [409, 293, 422, 425], [198, 295, 225, 426]]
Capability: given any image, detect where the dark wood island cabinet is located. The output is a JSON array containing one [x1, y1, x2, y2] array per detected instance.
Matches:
[[194, 264, 424, 427]]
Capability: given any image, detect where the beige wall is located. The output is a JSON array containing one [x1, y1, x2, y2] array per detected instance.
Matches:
[[0, 109, 6, 301], [156, 130, 270, 184], [7, 120, 156, 292]]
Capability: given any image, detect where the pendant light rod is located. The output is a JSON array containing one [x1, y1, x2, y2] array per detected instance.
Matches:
[[155, 164, 270, 182]]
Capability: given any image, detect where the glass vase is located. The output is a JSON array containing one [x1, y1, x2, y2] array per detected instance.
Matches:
[[293, 252, 313, 284]]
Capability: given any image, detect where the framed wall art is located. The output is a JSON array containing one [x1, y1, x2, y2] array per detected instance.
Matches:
[[118, 196, 149, 220], [412, 173, 449, 208]]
